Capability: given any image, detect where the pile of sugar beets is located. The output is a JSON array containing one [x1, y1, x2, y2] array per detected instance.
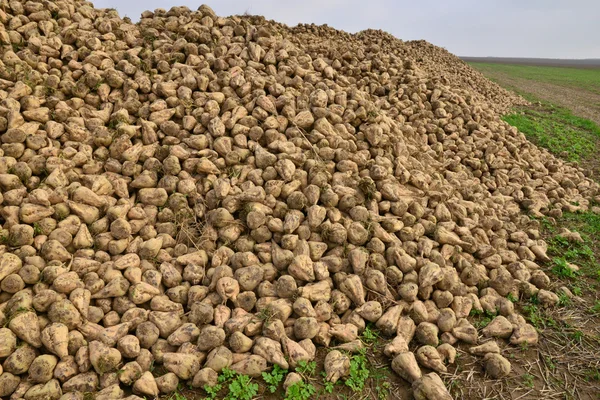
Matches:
[[0, 1, 594, 399]]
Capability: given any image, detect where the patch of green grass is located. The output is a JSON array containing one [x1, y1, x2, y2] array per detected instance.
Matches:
[[469, 63, 600, 94], [557, 292, 571, 307], [502, 104, 600, 162], [544, 211, 600, 280]]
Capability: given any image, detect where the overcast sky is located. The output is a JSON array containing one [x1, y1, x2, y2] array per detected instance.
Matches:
[[92, 0, 599, 59]]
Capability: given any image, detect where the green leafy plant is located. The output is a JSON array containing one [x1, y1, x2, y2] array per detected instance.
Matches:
[[522, 373, 535, 388], [203, 383, 222, 400], [345, 349, 370, 392], [470, 309, 497, 329], [361, 325, 379, 345], [218, 368, 237, 383], [205, 368, 258, 400], [226, 374, 258, 400], [323, 379, 335, 394], [262, 365, 287, 393], [377, 381, 391, 400], [545, 356, 557, 371], [285, 381, 316, 400], [295, 360, 317, 377], [522, 303, 543, 327], [33, 223, 43, 236], [551, 258, 579, 279], [507, 293, 518, 303]]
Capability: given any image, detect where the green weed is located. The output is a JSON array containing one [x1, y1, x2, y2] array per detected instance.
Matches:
[[322, 373, 335, 394], [522, 299, 557, 329], [557, 292, 571, 307], [522, 373, 535, 388], [91, 80, 104, 92], [285, 381, 316, 400], [551, 258, 579, 279], [256, 307, 275, 324], [262, 364, 287, 393], [228, 166, 242, 179], [168, 391, 188, 400], [544, 212, 600, 279], [203, 384, 221, 400], [470, 308, 497, 329], [571, 330, 584, 343], [345, 349, 370, 392], [522, 303, 543, 328], [226, 374, 258, 400], [377, 381, 391, 400], [295, 360, 317, 377], [361, 325, 379, 345], [545, 356, 557, 371], [204, 368, 258, 400], [571, 286, 583, 296], [33, 223, 43, 236]]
